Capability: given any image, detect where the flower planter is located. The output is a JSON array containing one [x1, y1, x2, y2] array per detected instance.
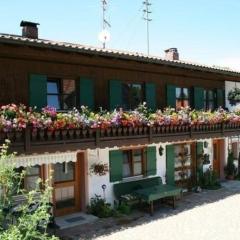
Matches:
[[54, 130, 60, 140], [47, 131, 53, 140], [38, 130, 45, 140], [68, 129, 75, 139], [61, 129, 68, 139], [112, 127, 117, 136], [82, 129, 87, 138]]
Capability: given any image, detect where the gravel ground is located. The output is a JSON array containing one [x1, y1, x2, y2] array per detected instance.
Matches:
[[58, 181, 240, 240]]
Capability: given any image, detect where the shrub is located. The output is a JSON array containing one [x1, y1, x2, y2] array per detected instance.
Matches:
[[117, 202, 131, 215], [201, 168, 221, 190], [87, 195, 113, 218]]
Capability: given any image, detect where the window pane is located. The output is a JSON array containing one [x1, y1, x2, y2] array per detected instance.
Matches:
[[63, 79, 75, 94], [63, 94, 76, 110], [47, 81, 59, 94], [122, 84, 131, 109], [133, 149, 142, 176], [176, 88, 181, 99], [47, 95, 60, 109], [123, 151, 131, 178], [182, 88, 189, 99], [208, 90, 214, 100], [209, 101, 214, 110], [203, 90, 207, 100], [54, 162, 75, 183], [26, 166, 40, 175], [131, 84, 142, 109]]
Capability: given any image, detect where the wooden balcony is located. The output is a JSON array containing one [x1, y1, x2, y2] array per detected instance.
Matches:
[[1, 123, 240, 155]]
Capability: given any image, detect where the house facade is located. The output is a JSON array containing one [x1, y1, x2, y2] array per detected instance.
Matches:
[[1, 21, 240, 217]]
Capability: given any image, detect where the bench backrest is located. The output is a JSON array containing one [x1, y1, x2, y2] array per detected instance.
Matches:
[[113, 176, 162, 199]]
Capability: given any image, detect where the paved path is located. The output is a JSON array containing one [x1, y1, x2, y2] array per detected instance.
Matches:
[[58, 181, 240, 240]]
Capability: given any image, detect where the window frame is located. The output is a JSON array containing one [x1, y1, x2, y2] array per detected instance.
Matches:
[[122, 148, 145, 178], [175, 87, 190, 109], [204, 89, 215, 111], [47, 78, 77, 110], [122, 82, 144, 110]]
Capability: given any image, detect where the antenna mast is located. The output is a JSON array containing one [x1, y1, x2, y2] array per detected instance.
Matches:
[[143, 0, 152, 55], [99, 0, 111, 48]]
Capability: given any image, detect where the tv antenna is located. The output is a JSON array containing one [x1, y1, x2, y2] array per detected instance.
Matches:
[[98, 0, 111, 48], [143, 0, 152, 55]]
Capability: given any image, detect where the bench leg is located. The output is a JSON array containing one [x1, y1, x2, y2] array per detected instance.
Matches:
[[172, 196, 176, 209], [150, 201, 154, 216]]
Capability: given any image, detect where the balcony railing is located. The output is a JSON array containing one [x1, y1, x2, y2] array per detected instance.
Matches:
[[1, 123, 240, 154]]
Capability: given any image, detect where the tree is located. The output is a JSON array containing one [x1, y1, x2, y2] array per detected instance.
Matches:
[[0, 140, 58, 240]]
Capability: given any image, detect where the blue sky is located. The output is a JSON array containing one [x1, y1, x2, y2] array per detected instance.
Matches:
[[1, 0, 240, 70]]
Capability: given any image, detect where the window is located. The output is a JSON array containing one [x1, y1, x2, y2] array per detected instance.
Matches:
[[15, 166, 41, 192], [122, 83, 143, 110], [123, 149, 144, 178], [204, 90, 215, 110], [176, 87, 189, 109], [47, 78, 76, 110], [54, 162, 75, 183]]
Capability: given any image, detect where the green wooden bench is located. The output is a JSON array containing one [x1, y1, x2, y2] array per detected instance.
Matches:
[[113, 177, 182, 215]]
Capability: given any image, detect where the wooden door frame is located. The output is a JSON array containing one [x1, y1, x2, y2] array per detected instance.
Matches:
[[51, 160, 81, 217]]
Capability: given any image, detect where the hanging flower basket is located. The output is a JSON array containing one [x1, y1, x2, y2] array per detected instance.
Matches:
[[228, 88, 240, 105], [90, 162, 109, 176]]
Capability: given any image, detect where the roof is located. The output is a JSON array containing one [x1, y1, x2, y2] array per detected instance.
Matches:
[[0, 33, 240, 77]]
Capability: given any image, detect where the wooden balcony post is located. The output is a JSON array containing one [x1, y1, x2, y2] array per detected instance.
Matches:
[[221, 122, 225, 135]]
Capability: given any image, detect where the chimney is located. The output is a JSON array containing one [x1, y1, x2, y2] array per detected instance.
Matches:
[[164, 48, 179, 61], [20, 21, 39, 39]]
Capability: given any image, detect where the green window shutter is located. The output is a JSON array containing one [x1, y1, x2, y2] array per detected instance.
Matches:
[[193, 87, 204, 110], [166, 85, 176, 108], [145, 83, 157, 110], [109, 150, 123, 182], [216, 89, 224, 108], [80, 78, 94, 109], [146, 146, 157, 176], [29, 74, 47, 109], [109, 80, 122, 110], [196, 142, 204, 183], [166, 145, 175, 185]]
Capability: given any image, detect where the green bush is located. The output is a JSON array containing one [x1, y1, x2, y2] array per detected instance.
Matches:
[[201, 168, 221, 190], [87, 195, 113, 218], [224, 151, 237, 178], [117, 202, 131, 215]]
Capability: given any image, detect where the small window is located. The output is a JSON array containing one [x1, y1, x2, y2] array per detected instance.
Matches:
[[204, 90, 215, 111], [15, 166, 41, 192], [122, 83, 143, 110], [122, 149, 144, 178], [47, 79, 76, 110], [176, 87, 189, 109]]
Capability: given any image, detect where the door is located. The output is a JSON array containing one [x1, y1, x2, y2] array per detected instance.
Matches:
[[53, 161, 81, 216], [213, 140, 221, 177]]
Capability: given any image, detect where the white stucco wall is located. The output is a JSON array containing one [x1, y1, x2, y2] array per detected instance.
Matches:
[[86, 140, 215, 206], [201, 139, 213, 173], [225, 81, 240, 111]]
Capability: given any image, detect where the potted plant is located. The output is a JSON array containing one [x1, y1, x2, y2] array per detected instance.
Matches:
[[224, 151, 237, 180], [228, 87, 240, 105]]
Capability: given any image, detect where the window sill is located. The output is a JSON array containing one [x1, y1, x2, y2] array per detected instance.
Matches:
[[122, 175, 144, 183]]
